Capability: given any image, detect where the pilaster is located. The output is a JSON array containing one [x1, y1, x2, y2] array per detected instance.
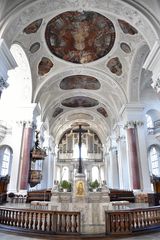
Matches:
[[121, 103, 152, 191]]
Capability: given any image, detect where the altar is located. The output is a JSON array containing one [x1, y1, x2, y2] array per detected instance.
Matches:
[[50, 174, 111, 233], [49, 190, 111, 234], [49, 125, 111, 233]]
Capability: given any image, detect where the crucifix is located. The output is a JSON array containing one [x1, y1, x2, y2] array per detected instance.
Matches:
[[73, 124, 87, 173]]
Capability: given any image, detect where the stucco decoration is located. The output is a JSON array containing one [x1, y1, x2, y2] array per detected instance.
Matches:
[[23, 19, 42, 34], [120, 42, 131, 53], [61, 96, 99, 108], [107, 57, 122, 76], [97, 107, 108, 118], [60, 75, 100, 90], [118, 19, 138, 35], [38, 57, 53, 76], [30, 42, 40, 53], [45, 11, 115, 63], [67, 113, 93, 121], [52, 107, 63, 118]]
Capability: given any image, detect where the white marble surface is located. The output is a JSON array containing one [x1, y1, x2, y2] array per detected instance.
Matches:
[[49, 202, 112, 234]]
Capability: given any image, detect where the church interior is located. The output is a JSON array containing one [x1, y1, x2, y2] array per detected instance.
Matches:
[[0, 0, 160, 239]]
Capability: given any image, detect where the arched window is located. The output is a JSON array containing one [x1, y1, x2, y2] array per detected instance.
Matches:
[[149, 145, 160, 176], [0, 146, 12, 176], [62, 167, 69, 181], [146, 114, 153, 128], [92, 166, 99, 181]]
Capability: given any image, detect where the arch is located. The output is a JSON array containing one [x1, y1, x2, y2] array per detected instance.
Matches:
[[92, 166, 99, 182], [0, 145, 13, 176], [128, 43, 150, 102], [148, 144, 160, 176]]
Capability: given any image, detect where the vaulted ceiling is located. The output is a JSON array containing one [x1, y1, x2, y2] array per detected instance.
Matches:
[[0, 0, 160, 144]]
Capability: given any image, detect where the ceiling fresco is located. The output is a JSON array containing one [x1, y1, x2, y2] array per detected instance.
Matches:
[[23, 19, 43, 34], [3, 0, 152, 142], [97, 107, 108, 118], [60, 75, 101, 90], [120, 42, 131, 54], [107, 57, 122, 76], [61, 96, 99, 108], [38, 57, 53, 76], [29, 42, 40, 53], [118, 19, 138, 35], [52, 107, 63, 118], [45, 11, 116, 63]]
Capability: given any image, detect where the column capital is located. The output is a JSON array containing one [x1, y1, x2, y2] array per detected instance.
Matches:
[[120, 103, 145, 124], [116, 135, 126, 143], [124, 120, 144, 129]]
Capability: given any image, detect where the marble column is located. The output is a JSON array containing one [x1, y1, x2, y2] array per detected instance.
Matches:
[[126, 122, 140, 189], [116, 136, 130, 189], [136, 122, 152, 192], [19, 121, 33, 190], [109, 146, 119, 188]]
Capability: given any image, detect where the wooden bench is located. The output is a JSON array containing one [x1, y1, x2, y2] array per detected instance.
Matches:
[[109, 188, 135, 203], [26, 189, 52, 203]]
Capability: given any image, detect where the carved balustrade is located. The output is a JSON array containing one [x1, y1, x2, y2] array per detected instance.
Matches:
[[105, 206, 160, 235], [0, 207, 80, 235]]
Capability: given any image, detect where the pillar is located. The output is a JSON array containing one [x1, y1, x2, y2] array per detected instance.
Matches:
[[125, 122, 141, 189], [19, 121, 33, 190], [121, 103, 152, 192], [117, 136, 130, 189], [109, 146, 119, 188]]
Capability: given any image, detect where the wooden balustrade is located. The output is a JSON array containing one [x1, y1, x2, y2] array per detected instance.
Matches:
[[105, 206, 160, 235], [0, 207, 80, 235]]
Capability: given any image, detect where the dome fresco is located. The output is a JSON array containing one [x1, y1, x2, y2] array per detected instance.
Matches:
[[45, 11, 116, 63]]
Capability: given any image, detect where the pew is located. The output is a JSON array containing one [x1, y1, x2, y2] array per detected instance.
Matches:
[[26, 188, 52, 203], [109, 188, 135, 203]]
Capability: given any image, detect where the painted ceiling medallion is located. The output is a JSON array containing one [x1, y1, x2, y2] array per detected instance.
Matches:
[[52, 107, 63, 118], [120, 42, 131, 53], [23, 19, 42, 34], [30, 42, 40, 53], [97, 107, 108, 118], [107, 57, 122, 76], [45, 11, 115, 63], [60, 75, 101, 90], [118, 19, 138, 35], [61, 96, 99, 108], [38, 57, 53, 76]]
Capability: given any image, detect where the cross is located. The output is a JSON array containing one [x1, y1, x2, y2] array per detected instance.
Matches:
[[73, 125, 87, 173]]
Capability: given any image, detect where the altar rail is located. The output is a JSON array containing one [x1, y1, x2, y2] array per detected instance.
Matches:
[[0, 207, 80, 235], [105, 206, 160, 236]]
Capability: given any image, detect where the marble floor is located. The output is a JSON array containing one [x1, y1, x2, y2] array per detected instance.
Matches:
[[0, 230, 160, 239]]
